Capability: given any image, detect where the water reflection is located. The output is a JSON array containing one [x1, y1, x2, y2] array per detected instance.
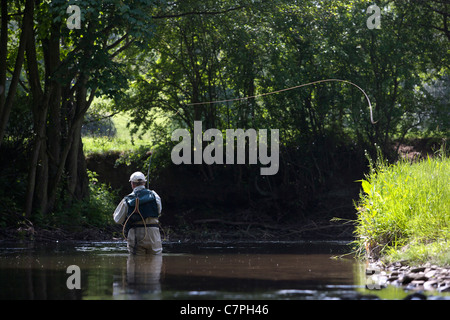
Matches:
[[0, 241, 447, 300], [113, 254, 163, 299]]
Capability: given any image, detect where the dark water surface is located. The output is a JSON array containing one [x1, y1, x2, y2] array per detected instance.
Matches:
[[0, 240, 436, 300]]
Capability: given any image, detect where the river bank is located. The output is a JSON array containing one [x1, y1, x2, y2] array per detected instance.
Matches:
[[354, 153, 450, 266], [354, 153, 450, 294], [0, 217, 354, 242], [366, 260, 450, 294]]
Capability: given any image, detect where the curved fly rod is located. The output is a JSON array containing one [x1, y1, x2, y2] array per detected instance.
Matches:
[[146, 150, 153, 189], [185, 79, 377, 124]]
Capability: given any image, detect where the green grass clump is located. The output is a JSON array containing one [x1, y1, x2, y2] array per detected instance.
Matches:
[[354, 153, 450, 266]]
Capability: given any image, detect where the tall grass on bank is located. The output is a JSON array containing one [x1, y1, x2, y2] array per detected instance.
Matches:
[[354, 152, 450, 266], [83, 113, 153, 154]]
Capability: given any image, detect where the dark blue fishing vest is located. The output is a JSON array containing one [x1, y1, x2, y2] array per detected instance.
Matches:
[[124, 189, 159, 225]]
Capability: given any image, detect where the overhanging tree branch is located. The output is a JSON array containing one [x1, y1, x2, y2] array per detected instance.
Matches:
[[151, 5, 246, 19]]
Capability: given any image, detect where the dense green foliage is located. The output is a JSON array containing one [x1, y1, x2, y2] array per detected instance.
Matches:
[[119, 0, 448, 145], [354, 152, 450, 265], [0, 0, 448, 231], [1, 0, 159, 222]]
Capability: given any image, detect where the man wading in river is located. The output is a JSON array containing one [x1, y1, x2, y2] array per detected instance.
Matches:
[[113, 172, 163, 255]]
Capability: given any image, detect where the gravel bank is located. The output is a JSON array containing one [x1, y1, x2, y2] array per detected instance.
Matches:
[[366, 260, 450, 293]]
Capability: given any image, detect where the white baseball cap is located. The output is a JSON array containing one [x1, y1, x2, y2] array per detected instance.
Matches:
[[129, 171, 147, 182]]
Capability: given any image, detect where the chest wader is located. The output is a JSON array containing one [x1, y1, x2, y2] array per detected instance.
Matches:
[[120, 197, 137, 254], [122, 198, 159, 255], [122, 189, 160, 255]]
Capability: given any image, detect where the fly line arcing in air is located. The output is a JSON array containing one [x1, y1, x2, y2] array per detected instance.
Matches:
[[185, 79, 377, 125]]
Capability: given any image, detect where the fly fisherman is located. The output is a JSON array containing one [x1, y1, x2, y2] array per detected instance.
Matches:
[[113, 171, 162, 255]]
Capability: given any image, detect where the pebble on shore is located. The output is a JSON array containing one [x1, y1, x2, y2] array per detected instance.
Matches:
[[366, 261, 450, 293]]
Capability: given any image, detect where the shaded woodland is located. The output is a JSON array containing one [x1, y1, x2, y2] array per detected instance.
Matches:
[[0, 0, 448, 239]]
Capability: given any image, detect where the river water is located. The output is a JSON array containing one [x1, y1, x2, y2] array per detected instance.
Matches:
[[0, 240, 442, 300]]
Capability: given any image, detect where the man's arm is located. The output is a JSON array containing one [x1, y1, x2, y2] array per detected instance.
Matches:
[[152, 190, 162, 214], [113, 199, 127, 224]]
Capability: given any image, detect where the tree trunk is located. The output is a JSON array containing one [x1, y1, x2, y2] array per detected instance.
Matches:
[[75, 137, 89, 201], [66, 115, 86, 200], [0, 0, 8, 109], [24, 10, 46, 218], [0, 0, 34, 146], [24, 99, 49, 217]]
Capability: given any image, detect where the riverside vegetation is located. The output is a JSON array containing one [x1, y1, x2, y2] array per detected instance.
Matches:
[[0, 0, 448, 247], [354, 149, 450, 294], [354, 150, 450, 266]]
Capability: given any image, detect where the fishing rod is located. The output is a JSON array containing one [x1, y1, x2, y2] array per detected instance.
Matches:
[[185, 78, 377, 124], [146, 149, 167, 241], [146, 150, 153, 189]]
